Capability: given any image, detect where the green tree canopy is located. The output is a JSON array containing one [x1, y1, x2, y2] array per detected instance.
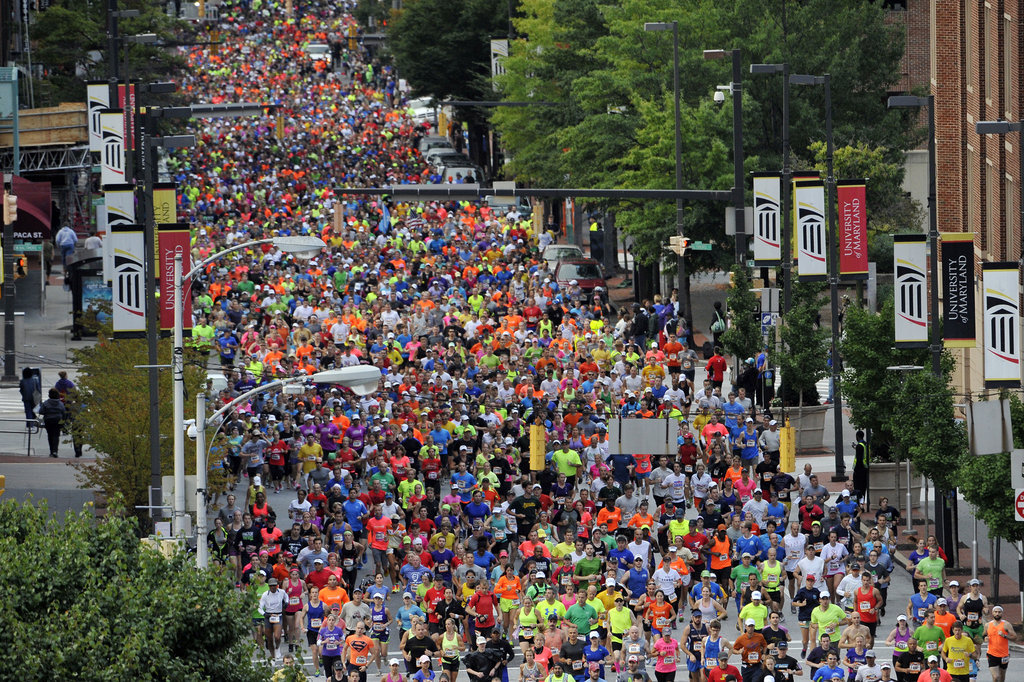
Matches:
[[30, 0, 186, 107], [493, 0, 916, 268], [776, 282, 828, 405], [390, 0, 508, 101], [70, 323, 205, 529], [0, 499, 266, 681], [722, 264, 762, 363]]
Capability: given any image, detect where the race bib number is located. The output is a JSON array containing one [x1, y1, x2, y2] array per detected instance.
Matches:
[[572, 660, 583, 671], [748, 652, 759, 662], [628, 645, 641, 655], [374, 622, 385, 631], [928, 578, 940, 589], [290, 596, 301, 606], [456, 480, 465, 489], [356, 656, 368, 665], [562, 576, 571, 585], [762, 473, 772, 481], [953, 659, 966, 669], [521, 627, 533, 638], [269, 614, 281, 624], [895, 641, 907, 651], [825, 624, 835, 635], [909, 663, 921, 672], [663, 656, 674, 665], [333, 534, 344, 545], [828, 561, 840, 571], [512, 599, 521, 607], [657, 617, 670, 628], [967, 612, 979, 622], [766, 575, 778, 585], [310, 618, 322, 628], [859, 601, 870, 611], [684, 465, 694, 474], [925, 641, 938, 650], [375, 532, 385, 542], [495, 530, 506, 540], [428, 471, 438, 480], [746, 440, 756, 448], [344, 558, 355, 568]]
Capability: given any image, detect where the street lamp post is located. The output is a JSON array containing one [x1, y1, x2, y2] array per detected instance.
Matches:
[[975, 119, 1023, 261], [705, 49, 745, 264], [191, 365, 381, 567], [170, 236, 325, 537], [792, 73, 847, 481], [645, 21, 686, 324], [750, 63, 792, 313]]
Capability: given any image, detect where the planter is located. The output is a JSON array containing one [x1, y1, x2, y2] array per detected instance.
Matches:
[[785, 404, 829, 452], [867, 460, 923, 514]]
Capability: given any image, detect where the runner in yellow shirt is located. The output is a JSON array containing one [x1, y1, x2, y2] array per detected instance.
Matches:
[[941, 621, 977, 678]]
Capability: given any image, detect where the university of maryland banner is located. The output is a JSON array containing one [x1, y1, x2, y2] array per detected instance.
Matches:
[[837, 179, 868, 279], [152, 183, 177, 225], [86, 82, 109, 153], [894, 234, 928, 348], [110, 226, 147, 339], [99, 109, 126, 186], [794, 178, 827, 281], [941, 233, 976, 348], [752, 173, 781, 266], [983, 263, 1021, 388], [158, 224, 192, 333]]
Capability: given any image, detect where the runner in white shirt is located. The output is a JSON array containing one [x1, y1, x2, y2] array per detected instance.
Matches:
[[795, 545, 826, 592], [689, 464, 713, 509], [660, 462, 689, 507], [782, 522, 808, 602]]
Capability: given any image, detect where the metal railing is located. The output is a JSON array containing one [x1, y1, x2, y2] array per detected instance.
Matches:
[[0, 417, 41, 456]]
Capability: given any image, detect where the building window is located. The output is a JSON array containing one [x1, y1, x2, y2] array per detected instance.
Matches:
[[985, 3, 994, 104], [987, 161, 999, 259], [966, 1, 975, 91], [1006, 175, 1016, 262], [969, 146, 978, 250], [1005, 15, 1014, 117]]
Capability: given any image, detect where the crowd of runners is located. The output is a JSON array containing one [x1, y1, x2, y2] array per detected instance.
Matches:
[[169, 2, 1018, 682]]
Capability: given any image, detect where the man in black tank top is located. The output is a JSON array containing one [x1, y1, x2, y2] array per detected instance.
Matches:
[[680, 611, 708, 676]]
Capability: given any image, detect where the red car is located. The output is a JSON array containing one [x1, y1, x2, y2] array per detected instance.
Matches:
[[554, 258, 606, 295]]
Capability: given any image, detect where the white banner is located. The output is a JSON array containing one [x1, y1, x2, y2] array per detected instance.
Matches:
[[102, 185, 135, 283], [753, 173, 781, 265], [110, 226, 147, 338], [100, 109, 126, 186], [87, 82, 109, 153], [894, 234, 928, 348], [983, 263, 1022, 388], [794, 179, 827, 281]]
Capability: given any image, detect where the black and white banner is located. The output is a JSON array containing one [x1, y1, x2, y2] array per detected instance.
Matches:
[[752, 173, 781, 266], [87, 82, 109, 153], [894, 234, 928, 348], [99, 109, 126, 186], [941, 232, 976, 348], [110, 226, 147, 339], [102, 184, 135, 284], [794, 179, 827, 281], [983, 263, 1021, 388]]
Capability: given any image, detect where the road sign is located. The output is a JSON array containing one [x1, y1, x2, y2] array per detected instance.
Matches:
[[760, 312, 775, 326], [14, 243, 41, 252], [690, 242, 713, 251], [1012, 449, 1024, 488], [1015, 489, 1024, 522]]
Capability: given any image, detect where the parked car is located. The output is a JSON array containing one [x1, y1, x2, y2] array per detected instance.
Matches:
[[424, 149, 467, 166], [541, 243, 585, 268], [419, 135, 452, 154], [436, 162, 485, 185], [554, 258, 606, 295]]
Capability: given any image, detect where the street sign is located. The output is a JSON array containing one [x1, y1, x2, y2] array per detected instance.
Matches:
[[1015, 489, 1024, 522], [1012, 449, 1024, 488], [760, 312, 774, 326], [14, 243, 41, 252], [691, 242, 713, 251]]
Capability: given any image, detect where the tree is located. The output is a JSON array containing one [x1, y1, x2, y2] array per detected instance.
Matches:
[[840, 297, 931, 460], [776, 282, 828, 405], [956, 394, 1024, 544], [0, 499, 267, 680], [722, 265, 762, 363], [809, 141, 923, 236], [30, 0, 186, 107], [69, 323, 205, 528], [390, 0, 508, 101]]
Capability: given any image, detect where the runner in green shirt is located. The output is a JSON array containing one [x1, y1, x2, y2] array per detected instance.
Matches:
[[551, 442, 583, 479], [913, 609, 947, 656], [566, 595, 598, 635], [809, 592, 848, 644], [914, 548, 946, 595]]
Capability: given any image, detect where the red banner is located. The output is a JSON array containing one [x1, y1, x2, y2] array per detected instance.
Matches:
[[158, 224, 192, 332], [118, 83, 136, 150], [11, 175, 52, 240], [837, 180, 868, 279]]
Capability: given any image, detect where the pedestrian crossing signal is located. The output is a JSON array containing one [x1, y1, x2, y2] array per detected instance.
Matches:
[[14, 256, 26, 280]]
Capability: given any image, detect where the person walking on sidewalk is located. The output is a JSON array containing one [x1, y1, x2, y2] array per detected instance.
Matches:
[[38, 388, 67, 457], [55, 224, 78, 271], [18, 367, 40, 426]]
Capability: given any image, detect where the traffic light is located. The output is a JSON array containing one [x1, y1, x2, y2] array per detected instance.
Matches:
[[14, 256, 26, 280], [667, 235, 691, 256], [3, 193, 16, 225]]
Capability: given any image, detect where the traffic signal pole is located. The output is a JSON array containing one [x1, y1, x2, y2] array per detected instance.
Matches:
[[2, 190, 17, 382]]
